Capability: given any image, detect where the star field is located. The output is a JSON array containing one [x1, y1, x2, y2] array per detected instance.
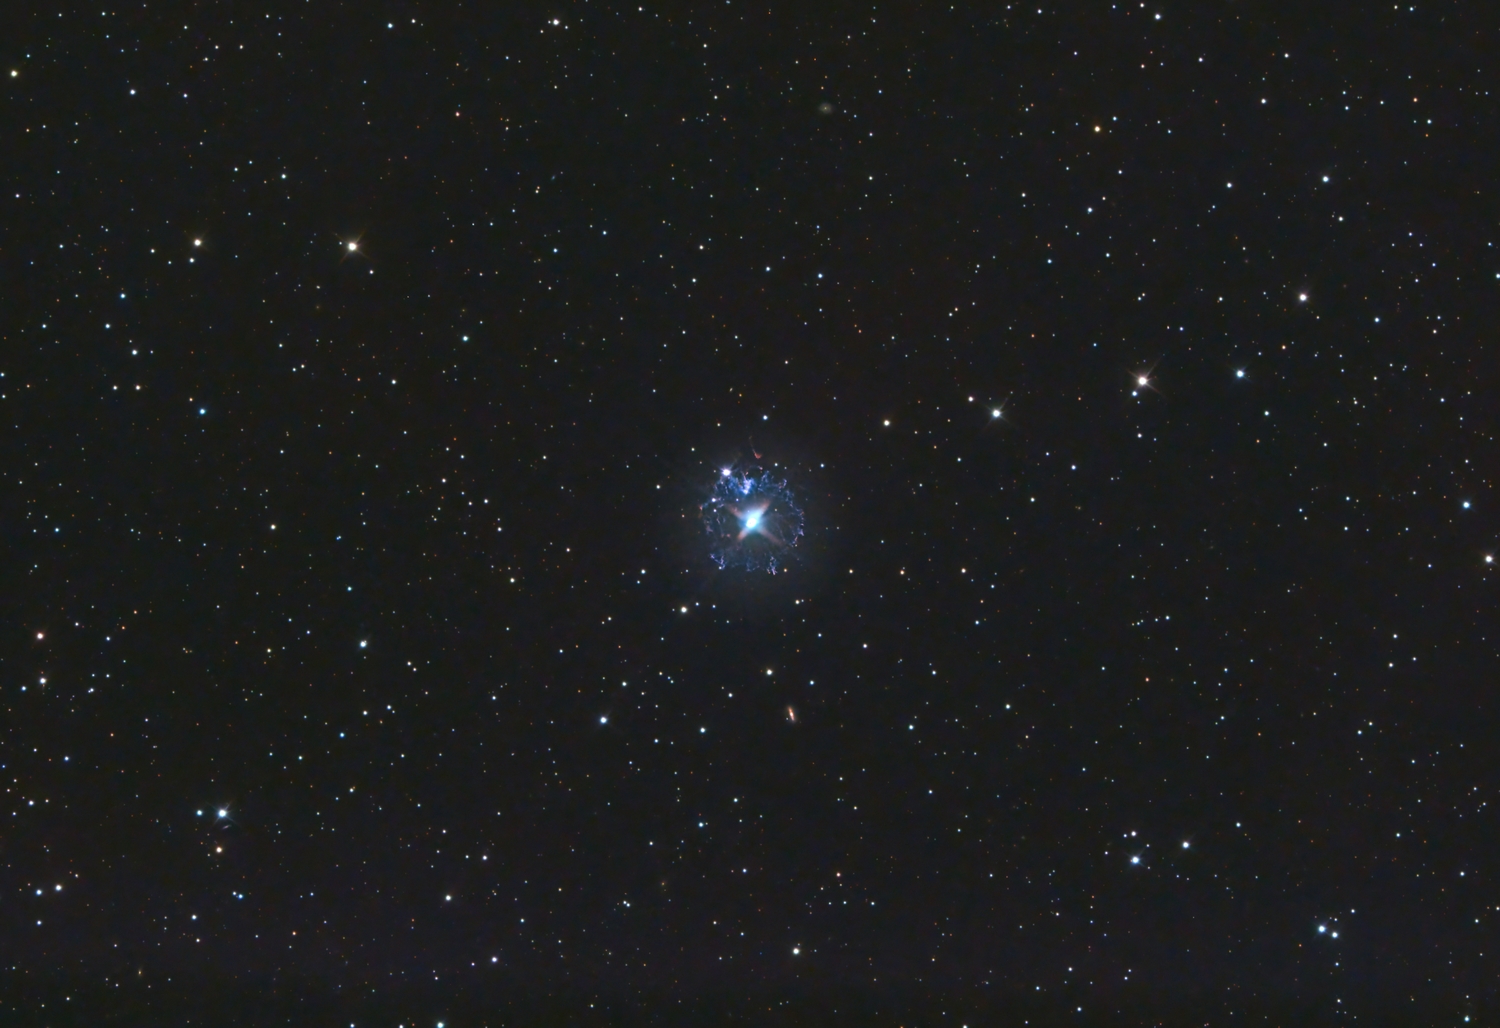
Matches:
[[3, 1, 1498, 1025]]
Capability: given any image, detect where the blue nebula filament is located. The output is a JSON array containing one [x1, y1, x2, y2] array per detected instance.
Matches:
[[702, 466, 804, 573]]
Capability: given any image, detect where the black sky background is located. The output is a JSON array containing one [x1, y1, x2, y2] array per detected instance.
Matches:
[[4, 0, 1499, 1024]]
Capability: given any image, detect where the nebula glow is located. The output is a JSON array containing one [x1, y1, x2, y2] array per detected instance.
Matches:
[[701, 465, 804, 573]]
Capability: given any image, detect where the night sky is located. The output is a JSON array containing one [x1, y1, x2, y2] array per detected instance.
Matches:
[[4, 2, 1498, 1025]]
